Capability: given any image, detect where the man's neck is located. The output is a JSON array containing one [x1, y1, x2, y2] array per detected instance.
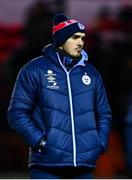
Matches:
[[56, 46, 82, 61], [54, 46, 82, 71]]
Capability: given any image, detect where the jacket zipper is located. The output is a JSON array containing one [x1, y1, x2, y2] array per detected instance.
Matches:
[[57, 53, 77, 167], [67, 72, 77, 166]]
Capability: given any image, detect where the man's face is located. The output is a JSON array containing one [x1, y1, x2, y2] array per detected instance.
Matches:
[[60, 32, 85, 58]]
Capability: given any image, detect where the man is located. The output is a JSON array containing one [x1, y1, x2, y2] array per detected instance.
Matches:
[[7, 14, 112, 179]]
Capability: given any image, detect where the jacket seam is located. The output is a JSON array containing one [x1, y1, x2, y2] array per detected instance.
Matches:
[[42, 106, 69, 115], [10, 97, 33, 105], [16, 79, 36, 90], [46, 126, 71, 134], [74, 109, 93, 116], [47, 144, 72, 154], [40, 86, 68, 97], [78, 146, 101, 154], [74, 88, 95, 96], [76, 128, 97, 135]]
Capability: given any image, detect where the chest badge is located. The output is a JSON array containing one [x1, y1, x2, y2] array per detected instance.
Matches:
[[45, 70, 59, 89], [82, 73, 91, 85]]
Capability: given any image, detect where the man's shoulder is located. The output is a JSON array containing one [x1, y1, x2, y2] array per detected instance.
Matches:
[[86, 62, 100, 76], [16, 56, 47, 78], [23, 55, 48, 71]]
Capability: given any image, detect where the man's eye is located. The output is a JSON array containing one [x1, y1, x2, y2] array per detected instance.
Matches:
[[72, 36, 77, 39], [82, 37, 85, 41]]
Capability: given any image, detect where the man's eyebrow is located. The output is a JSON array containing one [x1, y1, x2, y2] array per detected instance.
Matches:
[[72, 35, 79, 38], [72, 34, 85, 38]]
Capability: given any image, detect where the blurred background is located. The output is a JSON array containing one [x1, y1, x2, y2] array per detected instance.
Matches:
[[0, 0, 132, 178]]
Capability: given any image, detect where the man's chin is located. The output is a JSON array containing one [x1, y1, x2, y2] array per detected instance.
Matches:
[[71, 55, 81, 60], [72, 53, 81, 58]]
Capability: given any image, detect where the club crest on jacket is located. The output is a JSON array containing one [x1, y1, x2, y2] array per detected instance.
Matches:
[[82, 73, 91, 85]]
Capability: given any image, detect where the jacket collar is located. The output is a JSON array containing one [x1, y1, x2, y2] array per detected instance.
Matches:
[[41, 44, 88, 67], [76, 49, 88, 67]]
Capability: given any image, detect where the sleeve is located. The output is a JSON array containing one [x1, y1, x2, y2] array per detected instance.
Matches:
[[7, 66, 44, 148], [95, 74, 112, 153]]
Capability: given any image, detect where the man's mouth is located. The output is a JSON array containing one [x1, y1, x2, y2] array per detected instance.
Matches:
[[76, 48, 81, 52]]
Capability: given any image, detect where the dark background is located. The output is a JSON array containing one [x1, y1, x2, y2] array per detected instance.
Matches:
[[0, 0, 132, 178]]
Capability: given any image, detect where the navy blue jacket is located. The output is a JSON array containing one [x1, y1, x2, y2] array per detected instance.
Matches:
[[7, 44, 112, 168]]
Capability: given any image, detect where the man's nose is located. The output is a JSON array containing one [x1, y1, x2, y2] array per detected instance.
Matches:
[[78, 38, 84, 46]]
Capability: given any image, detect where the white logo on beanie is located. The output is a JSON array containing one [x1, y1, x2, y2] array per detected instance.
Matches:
[[78, 23, 85, 30]]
